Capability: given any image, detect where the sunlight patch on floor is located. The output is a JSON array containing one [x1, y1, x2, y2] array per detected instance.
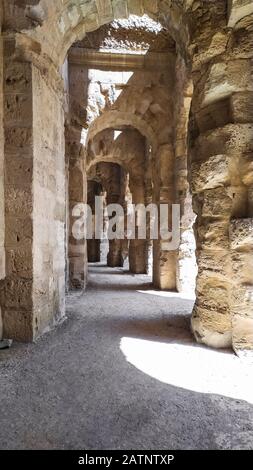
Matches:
[[120, 337, 253, 404], [137, 289, 195, 300]]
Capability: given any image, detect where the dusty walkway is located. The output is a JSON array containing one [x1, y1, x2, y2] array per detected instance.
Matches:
[[0, 264, 253, 450]]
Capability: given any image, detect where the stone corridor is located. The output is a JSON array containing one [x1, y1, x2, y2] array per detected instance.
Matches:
[[0, 264, 252, 450], [0, 0, 253, 452]]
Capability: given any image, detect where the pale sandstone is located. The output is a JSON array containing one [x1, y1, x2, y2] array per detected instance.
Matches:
[[0, 1, 252, 357]]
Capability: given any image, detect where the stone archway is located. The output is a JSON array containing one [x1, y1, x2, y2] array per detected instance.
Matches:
[[1, 1, 253, 354], [11, 1, 190, 67], [87, 111, 158, 153]]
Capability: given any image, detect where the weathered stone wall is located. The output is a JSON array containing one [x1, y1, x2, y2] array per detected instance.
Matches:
[[1, 39, 34, 341], [230, 218, 253, 355], [32, 66, 66, 336], [67, 59, 88, 289], [1, 35, 66, 341], [93, 161, 125, 268], [84, 64, 174, 150], [152, 142, 177, 290], [174, 55, 197, 294], [87, 180, 102, 263], [188, 0, 253, 352], [66, 124, 88, 289], [72, 35, 176, 285], [1, 1, 252, 353], [0, 7, 4, 338], [88, 128, 149, 273]]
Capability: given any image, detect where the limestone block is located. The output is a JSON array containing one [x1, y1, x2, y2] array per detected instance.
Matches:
[[195, 97, 231, 133], [4, 127, 33, 154], [54, 201, 66, 223], [227, 60, 253, 92], [3, 279, 33, 309], [191, 155, 230, 193], [197, 250, 230, 280], [192, 125, 253, 163], [4, 62, 32, 94], [4, 94, 32, 125], [5, 187, 32, 217], [0, 251, 5, 282], [230, 218, 253, 251], [229, 25, 253, 59], [241, 158, 253, 186], [232, 315, 253, 354], [191, 306, 232, 348], [197, 220, 230, 251], [112, 0, 129, 19], [201, 62, 233, 107], [3, 309, 33, 342], [199, 60, 253, 108], [127, 0, 144, 16], [196, 283, 230, 313], [158, 264, 177, 291], [5, 157, 33, 187], [202, 188, 232, 218], [67, 4, 81, 28], [231, 91, 253, 123], [6, 247, 32, 278], [143, 0, 159, 15], [95, 0, 113, 21], [79, 0, 98, 17], [232, 283, 253, 309], [232, 284, 253, 352]]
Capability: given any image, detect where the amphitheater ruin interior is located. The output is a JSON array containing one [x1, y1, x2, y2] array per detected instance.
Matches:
[[0, 0, 253, 451]]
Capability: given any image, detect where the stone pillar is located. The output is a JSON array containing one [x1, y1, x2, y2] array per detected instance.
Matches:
[[1, 38, 66, 341], [87, 180, 101, 263], [174, 58, 197, 295], [129, 177, 147, 274], [87, 239, 100, 262], [0, 29, 4, 339], [153, 144, 177, 290], [97, 163, 123, 268], [100, 190, 109, 264], [145, 187, 153, 276], [190, 21, 253, 351], [66, 125, 87, 289], [144, 150, 153, 276], [120, 171, 130, 268], [230, 219, 253, 356], [0, 39, 33, 341]]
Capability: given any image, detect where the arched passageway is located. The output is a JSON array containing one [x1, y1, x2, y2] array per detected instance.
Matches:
[[0, 3, 252, 363], [0, 0, 253, 452]]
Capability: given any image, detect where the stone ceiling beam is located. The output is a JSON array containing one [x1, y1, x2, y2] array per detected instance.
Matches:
[[68, 47, 174, 71]]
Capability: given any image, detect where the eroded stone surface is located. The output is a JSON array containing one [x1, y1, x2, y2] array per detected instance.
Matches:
[[0, 1, 252, 357]]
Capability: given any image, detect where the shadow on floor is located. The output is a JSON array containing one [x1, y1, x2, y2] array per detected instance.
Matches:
[[0, 266, 252, 450]]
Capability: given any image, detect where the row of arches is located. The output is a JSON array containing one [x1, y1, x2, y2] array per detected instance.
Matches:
[[0, 1, 252, 356]]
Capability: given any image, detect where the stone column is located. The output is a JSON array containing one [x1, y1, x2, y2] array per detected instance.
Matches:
[[0, 29, 4, 339], [144, 188, 153, 276], [174, 58, 197, 295], [230, 219, 253, 356], [129, 177, 147, 274], [87, 180, 101, 263], [97, 163, 123, 268], [120, 171, 130, 268], [1, 38, 66, 341], [66, 125, 87, 289], [190, 17, 253, 351], [153, 144, 177, 290]]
